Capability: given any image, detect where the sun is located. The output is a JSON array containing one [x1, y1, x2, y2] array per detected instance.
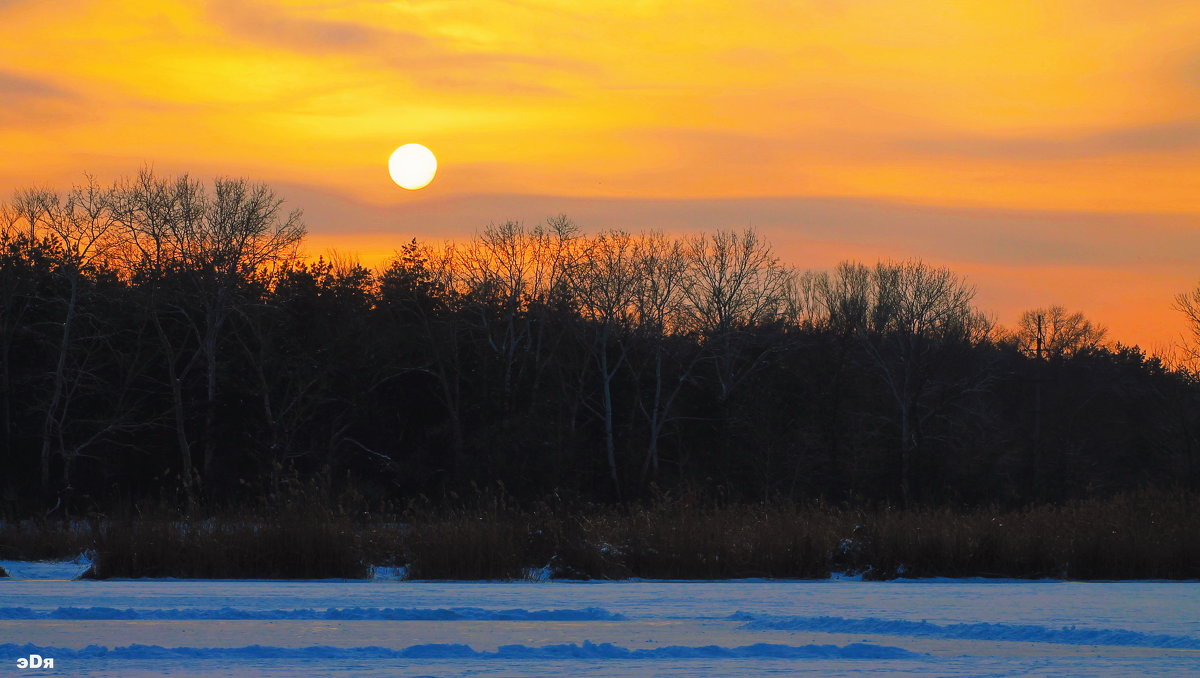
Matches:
[[388, 144, 438, 190]]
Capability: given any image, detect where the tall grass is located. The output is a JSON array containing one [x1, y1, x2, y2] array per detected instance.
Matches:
[[839, 490, 1199, 580], [2, 489, 1196, 580], [90, 514, 365, 579], [0, 519, 93, 561], [326, 489, 1200, 581]]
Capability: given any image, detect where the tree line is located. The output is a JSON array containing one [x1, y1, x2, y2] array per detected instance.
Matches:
[[2, 170, 1197, 516]]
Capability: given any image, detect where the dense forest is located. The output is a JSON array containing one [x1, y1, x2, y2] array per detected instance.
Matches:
[[2, 169, 1198, 518]]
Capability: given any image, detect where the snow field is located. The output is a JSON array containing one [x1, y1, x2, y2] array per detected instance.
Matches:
[[0, 575, 1197, 676]]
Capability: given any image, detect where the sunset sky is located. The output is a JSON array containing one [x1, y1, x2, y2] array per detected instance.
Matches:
[[2, 0, 1199, 350]]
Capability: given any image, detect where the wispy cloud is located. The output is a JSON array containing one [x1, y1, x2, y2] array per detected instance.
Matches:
[[0, 70, 71, 100], [0, 70, 75, 124], [897, 121, 1200, 160], [207, 0, 586, 95], [209, 0, 430, 54]]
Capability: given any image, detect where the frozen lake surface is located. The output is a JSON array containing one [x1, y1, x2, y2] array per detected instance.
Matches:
[[1, 573, 1198, 676]]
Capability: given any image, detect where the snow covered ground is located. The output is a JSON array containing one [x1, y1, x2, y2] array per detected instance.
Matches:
[[1, 569, 1197, 676]]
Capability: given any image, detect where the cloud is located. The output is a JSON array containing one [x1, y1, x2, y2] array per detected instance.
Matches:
[[0, 70, 71, 100], [0, 70, 75, 124], [620, 126, 887, 168], [206, 0, 585, 96], [210, 0, 429, 54], [897, 121, 1200, 161], [275, 185, 1200, 274]]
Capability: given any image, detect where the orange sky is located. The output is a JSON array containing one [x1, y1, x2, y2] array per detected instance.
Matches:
[[2, 0, 1199, 349]]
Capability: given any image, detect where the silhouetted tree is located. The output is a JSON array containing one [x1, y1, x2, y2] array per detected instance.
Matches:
[[808, 260, 992, 504], [1, 170, 1196, 515], [1013, 305, 1107, 359]]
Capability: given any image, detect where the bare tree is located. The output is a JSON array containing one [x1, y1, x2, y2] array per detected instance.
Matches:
[[111, 169, 304, 492], [1007, 305, 1105, 495], [9, 187, 55, 241], [454, 218, 576, 413], [1174, 285, 1200, 370], [0, 178, 151, 503], [35, 178, 122, 491], [681, 228, 794, 400], [630, 232, 693, 482], [801, 262, 872, 333], [1013, 306, 1107, 359], [110, 171, 206, 492], [197, 177, 304, 478], [0, 201, 21, 237], [565, 229, 642, 498], [809, 259, 989, 504], [0, 194, 52, 491]]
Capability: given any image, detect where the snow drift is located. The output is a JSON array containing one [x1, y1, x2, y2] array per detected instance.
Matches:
[[734, 613, 1200, 649], [0, 606, 625, 621], [0, 640, 920, 660]]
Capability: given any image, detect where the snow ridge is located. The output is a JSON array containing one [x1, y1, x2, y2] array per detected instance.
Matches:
[[0, 606, 624, 621], [734, 613, 1200, 649], [0, 641, 920, 660]]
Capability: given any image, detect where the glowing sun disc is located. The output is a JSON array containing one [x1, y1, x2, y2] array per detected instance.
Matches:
[[388, 143, 437, 190]]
